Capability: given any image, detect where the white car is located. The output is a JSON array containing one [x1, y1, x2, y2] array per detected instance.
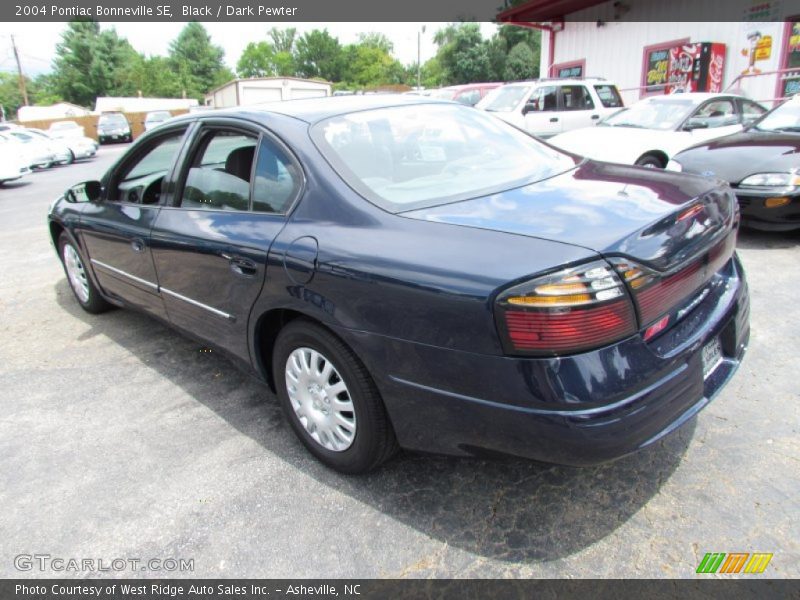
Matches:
[[47, 120, 86, 140], [26, 128, 97, 162], [0, 130, 56, 168], [549, 93, 768, 168], [476, 78, 624, 138], [0, 135, 31, 184]]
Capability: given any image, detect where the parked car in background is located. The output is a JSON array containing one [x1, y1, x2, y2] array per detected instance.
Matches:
[[429, 83, 503, 107], [143, 110, 173, 131], [49, 96, 748, 473], [476, 78, 624, 138], [1, 130, 56, 169], [550, 93, 767, 168], [0, 134, 31, 184], [26, 128, 98, 162], [10, 128, 73, 165], [97, 112, 132, 143], [47, 120, 86, 140], [668, 95, 800, 231]]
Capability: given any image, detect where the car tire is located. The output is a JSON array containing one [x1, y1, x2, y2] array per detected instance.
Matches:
[[58, 233, 111, 314], [272, 319, 398, 474], [635, 154, 665, 169]]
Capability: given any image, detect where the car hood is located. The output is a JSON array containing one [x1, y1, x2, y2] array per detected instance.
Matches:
[[401, 160, 735, 271], [673, 130, 800, 184]]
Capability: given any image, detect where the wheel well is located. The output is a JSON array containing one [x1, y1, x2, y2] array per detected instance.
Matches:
[[49, 221, 65, 249], [635, 151, 668, 168], [255, 308, 309, 392]]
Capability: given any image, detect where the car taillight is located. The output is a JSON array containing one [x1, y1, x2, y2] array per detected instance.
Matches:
[[496, 260, 637, 356], [610, 232, 737, 327]]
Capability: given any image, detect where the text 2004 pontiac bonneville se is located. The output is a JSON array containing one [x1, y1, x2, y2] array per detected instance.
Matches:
[[48, 96, 749, 473]]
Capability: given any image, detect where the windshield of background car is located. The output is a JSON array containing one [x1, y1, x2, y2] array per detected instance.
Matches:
[[602, 98, 697, 130], [99, 114, 127, 126], [311, 103, 577, 213], [430, 89, 456, 100], [754, 100, 800, 132], [477, 86, 530, 112]]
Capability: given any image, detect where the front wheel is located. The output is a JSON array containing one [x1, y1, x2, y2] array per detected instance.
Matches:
[[272, 319, 398, 474], [58, 233, 111, 314]]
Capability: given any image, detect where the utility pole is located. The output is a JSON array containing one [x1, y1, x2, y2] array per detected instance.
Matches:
[[417, 26, 426, 91], [10, 35, 29, 107]]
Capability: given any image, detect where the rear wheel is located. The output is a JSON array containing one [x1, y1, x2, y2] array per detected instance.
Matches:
[[58, 233, 111, 314], [635, 154, 665, 169], [272, 319, 398, 473]]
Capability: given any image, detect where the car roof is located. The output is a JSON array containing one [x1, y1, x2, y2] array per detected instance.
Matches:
[[171, 95, 454, 125], [641, 92, 741, 103], [441, 83, 502, 91], [500, 78, 616, 87]]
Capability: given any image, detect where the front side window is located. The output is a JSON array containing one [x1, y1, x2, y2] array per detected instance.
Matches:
[[110, 130, 187, 203], [690, 99, 738, 128], [311, 103, 577, 213], [560, 85, 594, 110], [527, 86, 558, 112], [181, 131, 257, 212]]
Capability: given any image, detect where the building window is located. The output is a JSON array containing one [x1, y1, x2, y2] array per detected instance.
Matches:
[[778, 19, 800, 99], [551, 59, 585, 79], [641, 38, 690, 97]]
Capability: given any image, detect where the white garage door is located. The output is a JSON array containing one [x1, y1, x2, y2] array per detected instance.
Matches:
[[289, 88, 328, 100], [240, 86, 282, 104]]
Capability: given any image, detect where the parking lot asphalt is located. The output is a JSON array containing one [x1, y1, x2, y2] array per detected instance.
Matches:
[[0, 145, 798, 579]]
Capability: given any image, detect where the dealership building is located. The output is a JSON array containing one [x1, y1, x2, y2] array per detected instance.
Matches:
[[499, 0, 800, 106]]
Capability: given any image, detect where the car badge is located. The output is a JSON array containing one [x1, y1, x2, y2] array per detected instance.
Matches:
[[701, 170, 716, 177]]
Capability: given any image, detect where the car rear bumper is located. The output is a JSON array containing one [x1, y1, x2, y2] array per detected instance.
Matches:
[[336, 256, 749, 466], [737, 191, 800, 231]]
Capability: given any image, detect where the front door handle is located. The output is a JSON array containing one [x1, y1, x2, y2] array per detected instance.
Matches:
[[221, 253, 257, 277], [549, 117, 559, 122], [591, 114, 600, 120]]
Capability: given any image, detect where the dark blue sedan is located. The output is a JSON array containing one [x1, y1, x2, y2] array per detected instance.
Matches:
[[48, 96, 749, 473]]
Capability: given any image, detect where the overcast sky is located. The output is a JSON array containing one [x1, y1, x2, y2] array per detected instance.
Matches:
[[0, 22, 499, 77]]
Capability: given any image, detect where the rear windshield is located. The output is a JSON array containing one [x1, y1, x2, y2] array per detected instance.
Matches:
[[311, 103, 577, 213], [594, 85, 624, 108]]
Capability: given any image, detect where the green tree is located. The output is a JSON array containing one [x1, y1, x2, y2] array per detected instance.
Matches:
[[237, 40, 296, 78], [504, 41, 538, 81], [433, 23, 492, 84], [294, 29, 344, 81], [50, 21, 136, 107], [268, 27, 296, 53], [0, 72, 28, 119], [168, 22, 233, 99]]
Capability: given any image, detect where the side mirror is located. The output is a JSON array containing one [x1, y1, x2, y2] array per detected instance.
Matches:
[[522, 102, 537, 115], [683, 119, 709, 131], [65, 180, 102, 203]]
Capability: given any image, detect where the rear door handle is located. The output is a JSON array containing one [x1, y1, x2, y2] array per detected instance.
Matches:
[[221, 253, 257, 277]]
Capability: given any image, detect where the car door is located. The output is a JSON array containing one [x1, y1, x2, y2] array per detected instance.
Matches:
[[149, 120, 302, 363], [522, 85, 562, 138], [557, 84, 601, 132], [79, 125, 191, 320]]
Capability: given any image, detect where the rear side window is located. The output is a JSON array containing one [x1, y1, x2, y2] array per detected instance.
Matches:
[[252, 137, 301, 214], [181, 132, 256, 212], [560, 85, 595, 110], [594, 85, 624, 108]]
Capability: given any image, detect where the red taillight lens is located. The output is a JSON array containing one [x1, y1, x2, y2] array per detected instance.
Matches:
[[497, 260, 637, 356], [611, 232, 736, 327]]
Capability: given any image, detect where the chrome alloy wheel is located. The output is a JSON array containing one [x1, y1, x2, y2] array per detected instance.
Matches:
[[285, 347, 356, 452], [63, 244, 90, 303]]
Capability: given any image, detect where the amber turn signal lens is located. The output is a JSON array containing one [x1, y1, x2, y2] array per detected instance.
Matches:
[[764, 197, 790, 209]]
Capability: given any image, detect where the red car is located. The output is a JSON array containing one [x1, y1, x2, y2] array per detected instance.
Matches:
[[430, 83, 502, 106]]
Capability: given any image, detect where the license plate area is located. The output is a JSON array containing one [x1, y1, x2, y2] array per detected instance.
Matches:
[[702, 336, 723, 379]]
